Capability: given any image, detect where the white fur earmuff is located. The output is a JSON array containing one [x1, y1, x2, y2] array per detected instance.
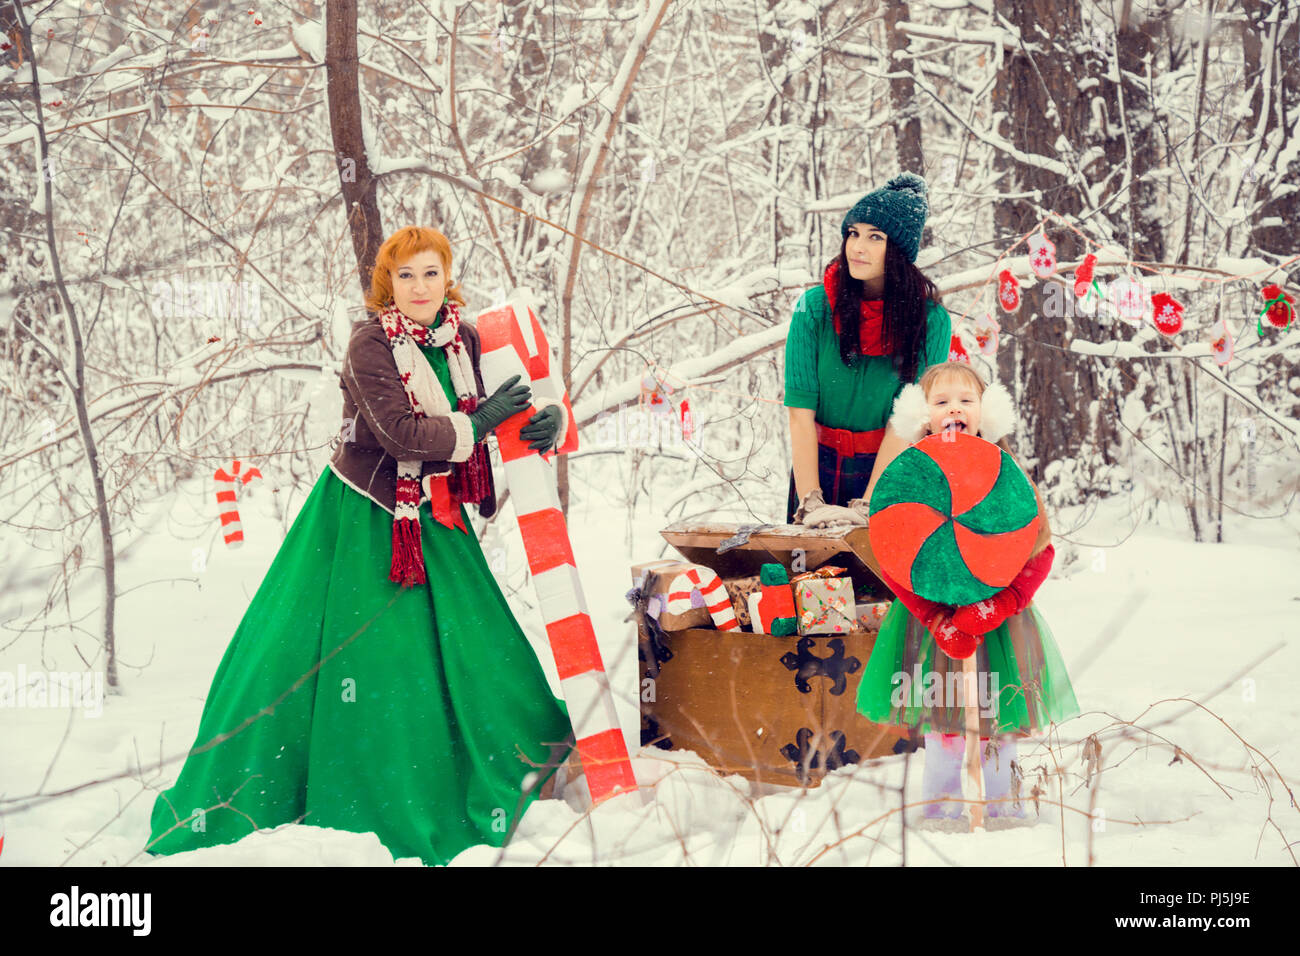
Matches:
[[977, 381, 1016, 444], [886, 379, 1018, 444], [887, 383, 931, 444]]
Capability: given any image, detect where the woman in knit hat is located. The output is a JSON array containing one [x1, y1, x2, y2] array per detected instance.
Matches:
[[145, 226, 573, 866], [785, 172, 954, 526]]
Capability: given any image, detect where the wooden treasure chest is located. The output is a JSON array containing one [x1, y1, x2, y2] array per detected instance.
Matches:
[[630, 521, 914, 787]]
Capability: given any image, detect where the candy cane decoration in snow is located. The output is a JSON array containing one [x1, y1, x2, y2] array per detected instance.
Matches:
[[664, 565, 739, 631], [475, 299, 636, 803], [214, 459, 262, 547]]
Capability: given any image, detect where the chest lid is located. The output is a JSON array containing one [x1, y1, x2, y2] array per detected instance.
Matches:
[[659, 519, 890, 601]]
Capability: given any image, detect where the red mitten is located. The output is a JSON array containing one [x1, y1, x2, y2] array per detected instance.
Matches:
[[950, 591, 1017, 635], [878, 569, 981, 660], [1013, 542, 1055, 603], [928, 611, 980, 660], [951, 544, 1056, 634]]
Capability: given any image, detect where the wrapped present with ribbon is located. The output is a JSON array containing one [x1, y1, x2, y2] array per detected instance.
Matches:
[[795, 577, 855, 635], [628, 559, 711, 632], [855, 600, 891, 632], [790, 565, 848, 585], [724, 573, 762, 628]]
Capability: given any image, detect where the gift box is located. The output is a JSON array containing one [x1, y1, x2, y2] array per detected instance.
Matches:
[[790, 565, 847, 584], [856, 600, 891, 632], [724, 574, 761, 628], [795, 577, 855, 635], [628, 559, 710, 631], [629, 559, 738, 632]]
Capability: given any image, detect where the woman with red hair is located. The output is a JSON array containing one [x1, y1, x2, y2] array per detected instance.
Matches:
[[146, 226, 572, 866]]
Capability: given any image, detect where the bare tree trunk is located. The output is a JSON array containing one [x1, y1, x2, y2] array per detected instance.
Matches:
[[885, 3, 926, 183], [756, 0, 816, 271], [1245, 0, 1300, 261], [991, 0, 1159, 488], [12, 1, 119, 687], [502, 0, 554, 276], [325, 0, 384, 299], [557, 0, 672, 513], [992, 0, 1089, 482]]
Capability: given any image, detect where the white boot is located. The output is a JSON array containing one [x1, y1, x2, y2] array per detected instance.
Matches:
[[920, 732, 966, 822], [981, 735, 1031, 827]]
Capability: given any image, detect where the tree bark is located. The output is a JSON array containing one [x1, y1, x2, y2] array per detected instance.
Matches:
[[325, 0, 384, 300], [991, 0, 1151, 486], [1245, 0, 1299, 261], [885, 3, 927, 192], [12, 0, 119, 687], [557, 0, 672, 513]]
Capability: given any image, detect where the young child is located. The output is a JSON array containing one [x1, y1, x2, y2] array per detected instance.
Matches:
[[856, 361, 1080, 829]]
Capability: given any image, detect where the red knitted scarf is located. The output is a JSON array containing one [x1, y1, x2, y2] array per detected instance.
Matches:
[[824, 258, 889, 356]]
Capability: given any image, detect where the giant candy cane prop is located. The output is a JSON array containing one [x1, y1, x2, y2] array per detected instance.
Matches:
[[214, 459, 262, 547], [476, 300, 637, 803]]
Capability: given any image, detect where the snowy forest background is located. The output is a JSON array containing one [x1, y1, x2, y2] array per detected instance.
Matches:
[[0, 0, 1296, 866]]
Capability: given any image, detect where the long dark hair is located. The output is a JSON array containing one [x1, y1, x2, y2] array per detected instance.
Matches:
[[832, 236, 941, 384]]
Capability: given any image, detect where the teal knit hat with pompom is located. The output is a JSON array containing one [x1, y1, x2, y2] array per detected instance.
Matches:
[[840, 172, 929, 264]]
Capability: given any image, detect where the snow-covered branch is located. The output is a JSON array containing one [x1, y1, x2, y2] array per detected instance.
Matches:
[[573, 321, 788, 429]]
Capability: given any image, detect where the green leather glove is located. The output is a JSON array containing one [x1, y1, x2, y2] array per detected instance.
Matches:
[[469, 374, 532, 439], [519, 404, 564, 452]]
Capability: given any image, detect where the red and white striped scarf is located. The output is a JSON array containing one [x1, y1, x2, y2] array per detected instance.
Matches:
[[376, 301, 490, 588]]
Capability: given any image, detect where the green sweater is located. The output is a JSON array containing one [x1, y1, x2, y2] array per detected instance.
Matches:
[[418, 316, 479, 440], [783, 285, 953, 432]]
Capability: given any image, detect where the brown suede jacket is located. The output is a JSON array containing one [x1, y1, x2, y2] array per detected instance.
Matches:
[[327, 317, 497, 518]]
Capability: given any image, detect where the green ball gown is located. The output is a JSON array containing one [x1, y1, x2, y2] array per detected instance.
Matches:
[[146, 331, 573, 866]]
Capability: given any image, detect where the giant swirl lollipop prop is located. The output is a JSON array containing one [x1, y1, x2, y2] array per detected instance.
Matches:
[[868, 431, 1041, 606], [868, 429, 1042, 832]]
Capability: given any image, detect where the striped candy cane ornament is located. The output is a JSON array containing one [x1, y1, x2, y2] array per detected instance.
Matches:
[[665, 565, 739, 631], [214, 459, 262, 547], [476, 299, 636, 804]]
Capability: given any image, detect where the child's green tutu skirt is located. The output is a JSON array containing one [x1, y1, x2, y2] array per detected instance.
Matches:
[[857, 599, 1079, 737]]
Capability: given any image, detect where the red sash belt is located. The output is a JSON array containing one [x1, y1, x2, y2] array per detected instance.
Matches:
[[422, 474, 468, 534], [816, 423, 885, 457]]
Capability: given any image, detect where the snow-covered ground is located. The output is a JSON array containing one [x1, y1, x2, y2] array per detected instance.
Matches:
[[1, 461, 1296, 866]]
